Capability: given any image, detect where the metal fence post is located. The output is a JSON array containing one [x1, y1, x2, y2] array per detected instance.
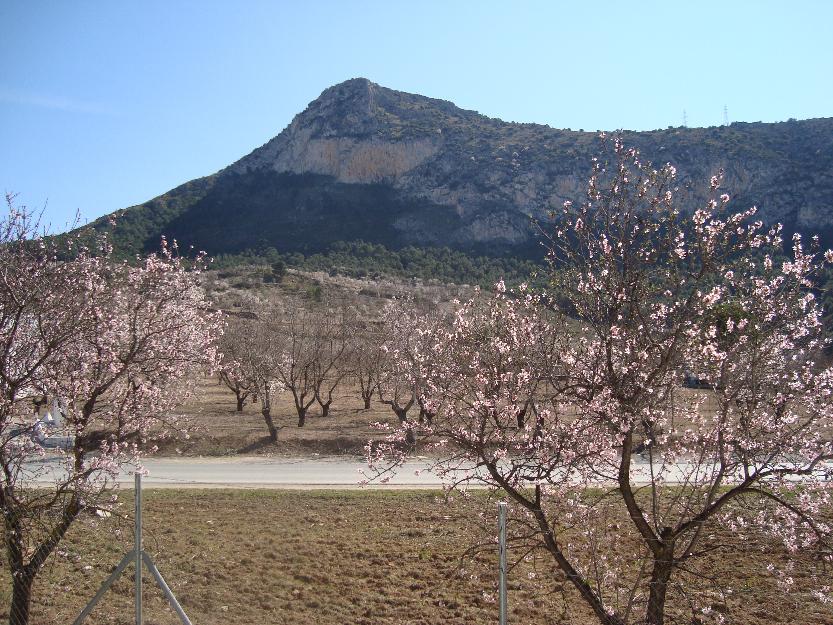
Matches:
[[498, 501, 507, 625], [75, 469, 193, 625], [135, 471, 142, 625]]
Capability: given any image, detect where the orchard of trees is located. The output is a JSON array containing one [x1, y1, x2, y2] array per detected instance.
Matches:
[[4, 137, 833, 625], [215, 293, 431, 439]]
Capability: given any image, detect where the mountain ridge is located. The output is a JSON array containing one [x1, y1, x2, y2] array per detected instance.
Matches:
[[94, 78, 833, 259]]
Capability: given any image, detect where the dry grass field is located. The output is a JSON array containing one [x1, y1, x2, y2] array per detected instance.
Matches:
[[8, 490, 516, 625], [4, 489, 833, 625], [160, 375, 400, 457]]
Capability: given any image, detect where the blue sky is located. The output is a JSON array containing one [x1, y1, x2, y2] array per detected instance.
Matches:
[[2, 0, 832, 230]]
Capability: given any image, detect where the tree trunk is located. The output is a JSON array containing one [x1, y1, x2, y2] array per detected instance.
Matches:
[[262, 408, 278, 442], [9, 570, 34, 625], [363, 395, 372, 409], [297, 407, 306, 428], [645, 540, 674, 625], [418, 407, 434, 426], [236, 392, 245, 412], [516, 405, 526, 428], [532, 508, 625, 625], [320, 401, 331, 418], [533, 411, 545, 442], [393, 409, 416, 447], [4, 496, 81, 625], [5, 508, 31, 625]]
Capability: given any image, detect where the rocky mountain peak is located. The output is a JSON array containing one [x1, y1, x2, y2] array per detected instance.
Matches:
[[97, 79, 833, 262], [296, 77, 383, 138], [230, 79, 446, 184]]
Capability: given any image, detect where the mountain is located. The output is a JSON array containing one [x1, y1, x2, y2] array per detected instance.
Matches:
[[95, 78, 833, 259]]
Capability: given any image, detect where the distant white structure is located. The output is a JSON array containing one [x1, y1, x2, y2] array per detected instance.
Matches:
[[43, 397, 65, 429], [31, 396, 74, 449]]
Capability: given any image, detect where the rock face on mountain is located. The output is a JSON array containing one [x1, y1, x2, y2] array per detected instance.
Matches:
[[101, 78, 833, 258]]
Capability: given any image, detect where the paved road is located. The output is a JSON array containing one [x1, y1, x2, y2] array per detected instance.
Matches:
[[133, 456, 443, 488], [25, 454, 828, 489], [24, 455, 444, 489]]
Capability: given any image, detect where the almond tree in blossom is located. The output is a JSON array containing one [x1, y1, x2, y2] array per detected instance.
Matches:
[[231, 308, 284, 441], [375, 297, 445, 447], [368, 141, 833, 624], [272, 304, 322, 428], [349, 319, 384, 410], [0, 198, 222, 625], [311, 303, 351, 419], [216, 316, 256, 412]]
